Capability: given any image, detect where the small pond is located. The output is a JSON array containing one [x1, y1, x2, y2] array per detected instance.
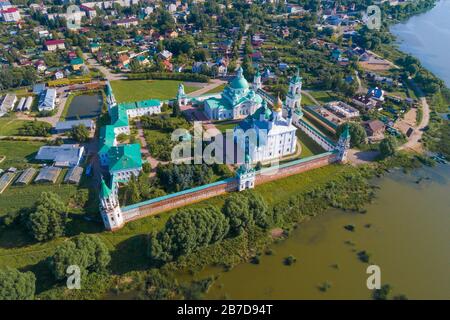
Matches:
[[66, 93, 103, 120]]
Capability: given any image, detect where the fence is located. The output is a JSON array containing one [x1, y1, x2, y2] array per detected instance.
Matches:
[[120, 151, 338, 224]]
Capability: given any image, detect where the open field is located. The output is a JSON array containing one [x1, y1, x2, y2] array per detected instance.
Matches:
[[0, 181, 79, 217], [0, 116, 50, 137], [308, 90, 342, 104], [0, 140, 44, 169], [0, 117, 30, 136], [110, 80, 198, 102]]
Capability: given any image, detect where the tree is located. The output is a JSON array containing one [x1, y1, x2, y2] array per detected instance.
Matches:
[[0, 268, 36, 300], [222, 193, 253, 235], [70, 124, 90, 142], [379, 136, 397, 158], [149, 206, 229, 262], [18, 120, 52, 137], [246, 191, 270, 228], [337, 122, 367, 147], [49, 234, 111, 280], [26, 192, 68, 242]]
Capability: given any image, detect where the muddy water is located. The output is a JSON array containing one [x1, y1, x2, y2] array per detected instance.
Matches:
[[198, 165, 450, 299]]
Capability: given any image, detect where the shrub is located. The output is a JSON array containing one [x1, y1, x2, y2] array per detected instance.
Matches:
[[18, 121, 52, 137], [26, 192, 68, 242], [284, 255, 297, 266], [48, 233, 111, 280], [0, 267, 36, 300]]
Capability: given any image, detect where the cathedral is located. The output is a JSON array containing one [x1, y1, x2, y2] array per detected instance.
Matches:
[[234, 68, 304, 164], [204, 67, 263, 120]]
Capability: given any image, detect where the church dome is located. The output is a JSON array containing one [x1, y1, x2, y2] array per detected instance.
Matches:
[[229, 67, 249, 90], [274, 95, 283, 112]]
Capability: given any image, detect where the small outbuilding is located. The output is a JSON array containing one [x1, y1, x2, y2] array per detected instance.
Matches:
[[64, 166, 83, 185], [34, 166, 61, 184], [15, 167, 37, 185]]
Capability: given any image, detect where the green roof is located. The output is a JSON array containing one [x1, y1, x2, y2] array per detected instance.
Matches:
[[90, 42, 100, 48], [105, 82, 113, 96], [108, 144, 142, 172], [110, 106, 129, 127], [99, 125, 116, 154], [341, 123, 350, 140], [230, 75, 249, 90], [70, 57, 83, 65], [100, 178, 112, 198], [205, 96, 233, 111], [229, 67, 249, 90]]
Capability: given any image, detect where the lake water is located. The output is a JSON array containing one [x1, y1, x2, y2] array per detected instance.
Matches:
[[390, 0, 450, 87], [198, 165, 450, 299]]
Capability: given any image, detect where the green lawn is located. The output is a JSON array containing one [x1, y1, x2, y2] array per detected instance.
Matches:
[[110, 80, 198, 102], [0, 140, 44, 169], [0, 182, 79, 217], [309, 90, 341, 104], [0, 116, 49, 137], [297, 130, 326, 158], [301, 94, 316, 106]]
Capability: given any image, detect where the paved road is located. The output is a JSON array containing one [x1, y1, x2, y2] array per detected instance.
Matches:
[[83, 53, 126, 81], [188, 79, 226, 97]]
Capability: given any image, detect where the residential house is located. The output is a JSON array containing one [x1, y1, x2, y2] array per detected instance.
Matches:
[[117, 54, 130, 69], [80, 4, 97, 19], [44, 39, 65, 51], [90, 42, 101, 53], [54, 70, 65, 80], [113, 17, 139, 28], [70, 57, 84, 71], [367, 87, 385, 102], [364, 119, 385, 141], [1, 7, 20, 22], [157, 50, 173, 61], [34, 60, 47, 73]]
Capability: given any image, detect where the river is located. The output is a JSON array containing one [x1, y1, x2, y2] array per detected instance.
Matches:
[[390, 0, 450, 87], [192, 3, 450, 300], [188, 165, 449, 299]]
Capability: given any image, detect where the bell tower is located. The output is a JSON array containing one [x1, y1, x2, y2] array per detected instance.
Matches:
[[285, 67, 302, 112], [99, 178, 124, 231]]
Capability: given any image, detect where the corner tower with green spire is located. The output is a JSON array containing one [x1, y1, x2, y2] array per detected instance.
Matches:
[[99, 177, 124, 231], [336, 123, 351, 163]]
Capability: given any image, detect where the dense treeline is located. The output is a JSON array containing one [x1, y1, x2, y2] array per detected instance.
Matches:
[[156, 163, 214, 193], [141, 114, 190, 132], [148, 190, 270, 264]]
